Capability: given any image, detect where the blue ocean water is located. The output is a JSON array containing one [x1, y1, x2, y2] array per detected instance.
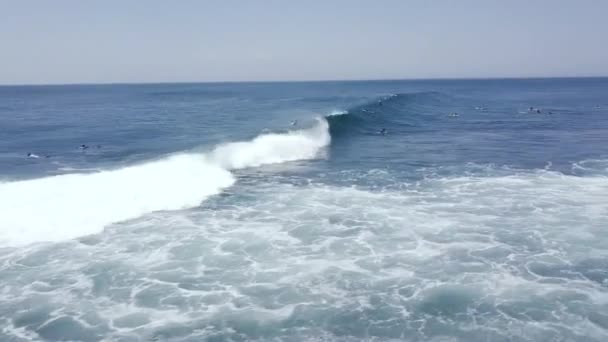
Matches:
[[0, 78, 607, 341]]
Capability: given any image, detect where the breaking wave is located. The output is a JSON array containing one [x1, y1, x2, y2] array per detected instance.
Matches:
[[0, 119, 331, 247]]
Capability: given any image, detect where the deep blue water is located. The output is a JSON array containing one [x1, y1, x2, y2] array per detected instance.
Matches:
[[1, 78, 607, 341]]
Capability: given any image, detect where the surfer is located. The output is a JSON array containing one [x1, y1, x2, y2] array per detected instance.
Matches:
[[379, 128, 387, 135], [27, 153, 40, 159], [290, 120, 298, 126], [80, 144, 89, 150]]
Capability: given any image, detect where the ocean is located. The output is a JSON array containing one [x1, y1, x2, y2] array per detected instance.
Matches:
[[1, 78, 607, 341]]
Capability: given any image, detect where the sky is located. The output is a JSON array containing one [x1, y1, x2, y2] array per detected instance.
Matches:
[[1, 0, 607, 84]]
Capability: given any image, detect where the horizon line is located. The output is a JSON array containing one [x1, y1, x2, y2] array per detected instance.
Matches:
[[1, 75, 607, 87]]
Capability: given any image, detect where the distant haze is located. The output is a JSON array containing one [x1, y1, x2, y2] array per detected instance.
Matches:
[[1, 0, 607, 85]]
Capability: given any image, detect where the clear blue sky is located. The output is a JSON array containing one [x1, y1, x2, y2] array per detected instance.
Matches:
[[1, 0, 607, 84]]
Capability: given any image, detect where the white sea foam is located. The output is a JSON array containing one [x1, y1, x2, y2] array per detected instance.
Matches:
[[0, 119, 331, 247], [209, 118, 330, 169], [0, 154, 234, 247], [1, 164, 608, 340]]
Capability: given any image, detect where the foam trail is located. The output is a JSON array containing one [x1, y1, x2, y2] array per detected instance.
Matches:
[[209, 118, 330, 169], [0, 119, 331, 247]]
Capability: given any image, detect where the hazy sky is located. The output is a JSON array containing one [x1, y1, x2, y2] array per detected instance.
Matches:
[[1, 0, 607, 84]]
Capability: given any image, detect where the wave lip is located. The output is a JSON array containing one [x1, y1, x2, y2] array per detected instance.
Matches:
[[0, 119, 331, 247], [327, 109, 348, 117]]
